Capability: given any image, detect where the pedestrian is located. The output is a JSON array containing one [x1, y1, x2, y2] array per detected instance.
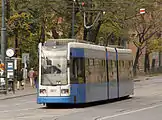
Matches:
[[17, 69, 24, 90], [33, 70, 38, 88], [28, 68, 35, 88]]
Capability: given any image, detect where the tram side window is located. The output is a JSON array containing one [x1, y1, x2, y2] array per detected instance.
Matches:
[[122, 61, 124, 68], [70, 58, 77, 83], [108, 60, 113, 71], [125, 60, 129, 69], [129, 61, 133, 67], [85, 58, 106, 83], [99, 59, 106, 82], [120, 60, 125, 72], [108, 60, 115, 81], [129, 60, 133, 78], [70, 57, 85, 84], [85, 58, 95, 83], [118, 60, 122, 72]]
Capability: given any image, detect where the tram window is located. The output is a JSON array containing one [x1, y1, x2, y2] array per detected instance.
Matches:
[[85, 59, 90, 83], [70, 58, 77, 83], [129, 61, 132, 67], [118, 61, 121, 71], [110, 60, 113, 68], [125, 61, 128, 69], [89, 59, 94, 66], [115, 60, 117, 67], [122, 61, 124, 67], [95, 59, 98, 66], [77, 58, 85, 83], [108, 60, 111, 70], [87, 59, 90, 65], [103, 60, 106, 66], [93, 59, 95, 65], [70, 57, 85, 84]]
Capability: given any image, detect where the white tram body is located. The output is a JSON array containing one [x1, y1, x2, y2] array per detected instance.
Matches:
[[37, 39, 133, 105]]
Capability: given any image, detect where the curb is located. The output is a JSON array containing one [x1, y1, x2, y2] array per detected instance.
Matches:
[[0, 92, 37, 100], [134, 79, 141, 82]]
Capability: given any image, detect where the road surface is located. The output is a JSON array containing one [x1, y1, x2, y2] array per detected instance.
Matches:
[[0, 76, 162, 120]]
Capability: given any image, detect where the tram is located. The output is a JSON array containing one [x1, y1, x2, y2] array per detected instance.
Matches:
[[37, 39, 134, 106]]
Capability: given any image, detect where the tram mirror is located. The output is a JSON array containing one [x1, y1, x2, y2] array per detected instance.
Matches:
[[46, 57, 52, 65], [67, 60, 70, 67]]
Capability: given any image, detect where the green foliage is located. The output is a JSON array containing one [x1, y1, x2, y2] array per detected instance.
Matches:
[[147, 38, 162, 53], [7, 12, 33, 35], [0, 0, 161, 69]]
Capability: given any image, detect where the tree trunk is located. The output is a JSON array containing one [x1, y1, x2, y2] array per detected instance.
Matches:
[[83, 27, 87, 40], [83, 0, 103, 43], [40, 18, 46, 43], [15, 30, 18, 57], [144, 52, 150, 73], [93, 21, 102, 44], [14, 30, 21, 73], [133, 48, 140, 76], [6, 0, 10, 19], [86, 0, 93, 42], [110, 33, 116, 45], [51, 27, 59, 39], [159, 52, 161, 67], [41, 24, 45, 43], [152, 59, 156, 72]]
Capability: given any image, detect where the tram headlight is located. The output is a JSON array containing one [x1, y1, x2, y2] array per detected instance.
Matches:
[[40, 89, 47, 94], [61, 89, 69, 94]]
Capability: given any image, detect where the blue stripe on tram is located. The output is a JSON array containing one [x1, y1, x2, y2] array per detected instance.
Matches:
[[70, 48, 84, 57], [37, 96, 74, 104], [106, 52, 108, 60], [70, 84, 86, 103]]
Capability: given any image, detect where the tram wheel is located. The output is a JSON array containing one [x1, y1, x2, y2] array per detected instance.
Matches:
[[46, 103, 53, 108]]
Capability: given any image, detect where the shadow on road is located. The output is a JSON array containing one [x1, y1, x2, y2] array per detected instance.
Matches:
[[39, 96, 132, 109]]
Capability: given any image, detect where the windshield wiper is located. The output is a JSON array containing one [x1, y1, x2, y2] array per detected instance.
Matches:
[[45, 76, 57, 86]]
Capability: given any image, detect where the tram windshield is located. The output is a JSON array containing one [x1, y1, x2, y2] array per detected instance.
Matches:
[[41, 46, 67, 85]]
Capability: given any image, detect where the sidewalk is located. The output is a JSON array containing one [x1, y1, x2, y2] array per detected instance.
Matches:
[[0, 84, 37, 100], [134, 74, 162, 82]]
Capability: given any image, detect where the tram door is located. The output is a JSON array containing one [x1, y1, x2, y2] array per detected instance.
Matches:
[[108, 52, 118, 99], [70, 55, 86, 103]]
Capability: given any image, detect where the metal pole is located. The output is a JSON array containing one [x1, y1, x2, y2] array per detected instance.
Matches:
[[1, 0, 6, 64], [72, 0, 75, 39], [1, 0, 7, 94]]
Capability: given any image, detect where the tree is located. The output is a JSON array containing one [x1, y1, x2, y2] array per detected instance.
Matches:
[[130, 0, 162, 75], [82, 0, 141, 45]]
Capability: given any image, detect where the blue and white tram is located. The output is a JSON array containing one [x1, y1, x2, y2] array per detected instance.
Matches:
[[37, 39, 133, 105]]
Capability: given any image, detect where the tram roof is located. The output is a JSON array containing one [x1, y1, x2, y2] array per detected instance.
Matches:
[[116, 48, 132, 54], [69, 42, 132, 53], [43, 39, 132, 54], [43, 39, 94, 46], [69, 42, 106, 51]]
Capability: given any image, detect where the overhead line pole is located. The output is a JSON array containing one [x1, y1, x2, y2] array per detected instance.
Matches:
[[72, 0, 75, 39]]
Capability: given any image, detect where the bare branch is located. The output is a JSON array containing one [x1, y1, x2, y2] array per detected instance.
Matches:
[[144, 30, 158, 42]]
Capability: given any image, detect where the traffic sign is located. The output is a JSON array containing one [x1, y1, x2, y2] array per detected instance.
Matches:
[[140, 8, 145, 14], [22, 53, 29, 63], [6, 48, 15, 57]]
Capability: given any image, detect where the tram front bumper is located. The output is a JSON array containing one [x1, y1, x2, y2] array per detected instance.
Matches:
[[37, 96, 74, 104]]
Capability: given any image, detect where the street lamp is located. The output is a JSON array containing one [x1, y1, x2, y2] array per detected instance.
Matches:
[[72, 0, 75, 39]]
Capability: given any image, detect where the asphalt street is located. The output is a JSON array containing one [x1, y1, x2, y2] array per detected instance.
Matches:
[[0, 76, 162, 120]]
